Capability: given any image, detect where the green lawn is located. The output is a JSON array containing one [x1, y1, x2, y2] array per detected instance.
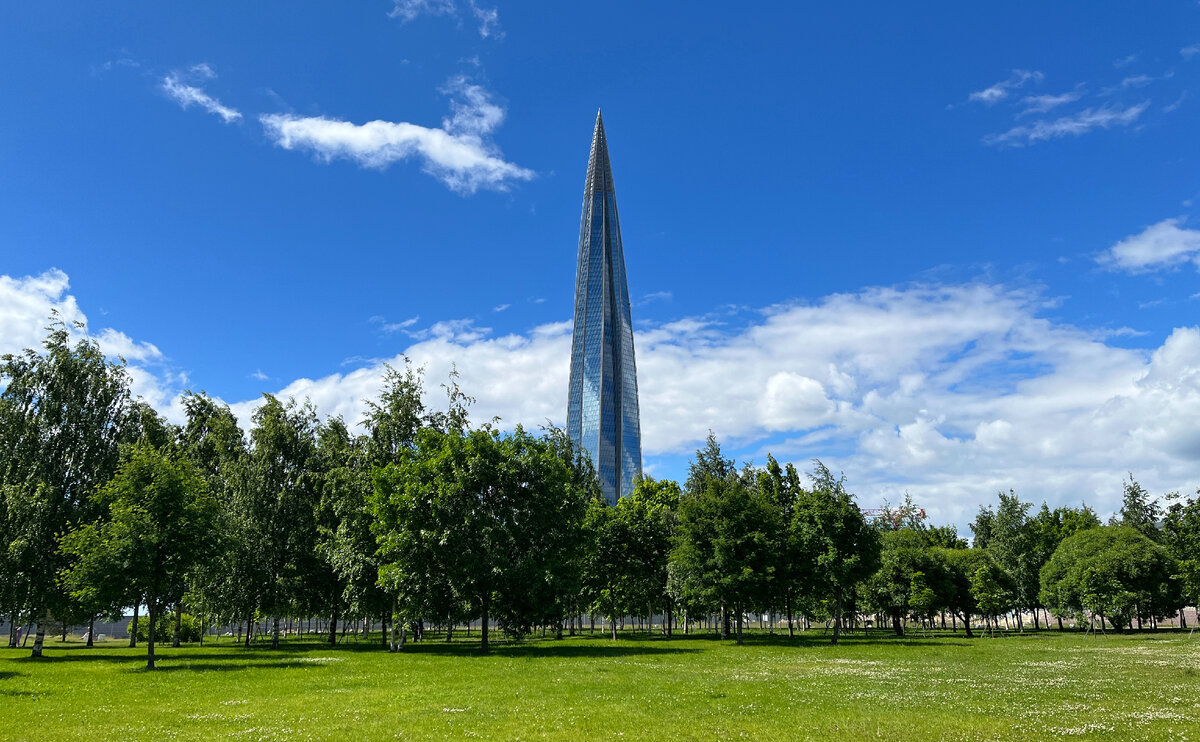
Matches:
[[1, 629, 1196, 740]]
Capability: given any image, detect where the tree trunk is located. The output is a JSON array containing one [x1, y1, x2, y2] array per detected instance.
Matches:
[[87, 616, 95, 647], [735, 608, 743, 646], [480, 595, 490, 654], [30, 609, 46, 658], [129, 604, 139, 648], [147, 603, 157, 670], [892, 610, 904, 637], [1032, 609, 1039, 631], [721, 603, 730, 640], [831, 595, 842, 645], [381, 615, 390, 649], [1180, 608, 1188, 629], [244, 611, 253, 647], [271, 615, 280, 649], [174, 604, 183, 648], [328, 601, 339, 646], [786, 589, 795, 638]]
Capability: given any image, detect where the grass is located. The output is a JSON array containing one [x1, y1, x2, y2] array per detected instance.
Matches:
[[1, 628, 1197, 740]]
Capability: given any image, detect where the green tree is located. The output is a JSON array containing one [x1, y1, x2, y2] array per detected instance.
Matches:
[[0, 320, 131, 657], [970, 561, 1014, 636], [1162, 492, 1200, 625], [865, 528, 952, 636], [60, 442, 218, 668], [373, 426, 588, 653], [1040, 526, 1180, 632], [240, 395, 321, 649], [671, 472, 781, 645], [1116, 475, 1161, 541], [791, 462, 881, 644]]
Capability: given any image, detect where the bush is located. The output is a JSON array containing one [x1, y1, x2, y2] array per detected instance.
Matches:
[[126, 611, 204, 643]]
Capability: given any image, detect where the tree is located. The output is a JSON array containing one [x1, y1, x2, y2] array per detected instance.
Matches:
[[864, 528, 951, 636], [1040, 526, 1180, 632], [671, 473, 781, 645], [373, 426, 588, 653], [1162, 492, 1200, 625], [970, 561, 1014, 636], [61, 441, 217, 668], [240, 395, 321, 649], [0, 320, 131, 657], [1116, 475, 1161, 541], [791, 461, 881, 644]]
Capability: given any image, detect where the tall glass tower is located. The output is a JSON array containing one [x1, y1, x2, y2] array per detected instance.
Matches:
[[567, 111, 642, 505]]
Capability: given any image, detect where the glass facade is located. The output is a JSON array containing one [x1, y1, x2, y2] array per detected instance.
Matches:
[[567, 112, 642, 505]]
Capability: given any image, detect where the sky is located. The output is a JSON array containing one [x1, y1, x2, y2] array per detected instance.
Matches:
[[4, 1, 1200, 529]]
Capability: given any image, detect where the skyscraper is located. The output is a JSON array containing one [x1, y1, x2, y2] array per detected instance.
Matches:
[[567, 111, 643, 505]]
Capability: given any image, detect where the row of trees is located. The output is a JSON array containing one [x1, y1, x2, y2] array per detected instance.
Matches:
[[3, 322, 1198, 668]]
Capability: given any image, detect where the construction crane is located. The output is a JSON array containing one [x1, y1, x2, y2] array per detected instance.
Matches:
[[859, 507, 926, 527]]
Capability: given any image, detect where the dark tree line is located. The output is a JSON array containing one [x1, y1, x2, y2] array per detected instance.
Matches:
[[3, 323, 1198, 668]]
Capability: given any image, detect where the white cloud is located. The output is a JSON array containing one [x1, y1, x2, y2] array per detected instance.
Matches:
[[493, 303, 511, 312], [1017, 88, 1085, 117], [370, 315, 420, 333], [388, 0, 455, 21], [216, 281, 1200, 524], [968, 69, 1044, 105], [1182, 44, 1200, 60], [0, 269, 172, 412], [260, 77, 533, 193], [1097, 217, 1200, 273], [389, 0, 500, 38], [1114, 53, 1139, 68], [11, 268, 1200, 526], [161, 64, 242, 124], [467, 0, 502, 38], [983, 101, 1148, 146]]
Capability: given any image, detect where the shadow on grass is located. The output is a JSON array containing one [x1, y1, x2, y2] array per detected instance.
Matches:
[[401, 642, 701, 659]]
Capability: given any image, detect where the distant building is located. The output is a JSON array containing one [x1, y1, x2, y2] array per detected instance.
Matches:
[[567, 111, 643, 504]]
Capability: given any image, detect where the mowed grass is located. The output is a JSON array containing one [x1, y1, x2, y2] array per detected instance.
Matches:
[[1, 628, 1197, 741]]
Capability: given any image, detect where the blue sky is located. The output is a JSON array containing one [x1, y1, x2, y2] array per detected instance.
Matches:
[[4, 1, 1200, 527]]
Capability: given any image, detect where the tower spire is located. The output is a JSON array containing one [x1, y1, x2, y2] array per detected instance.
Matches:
[[567, 112, 643, 504]]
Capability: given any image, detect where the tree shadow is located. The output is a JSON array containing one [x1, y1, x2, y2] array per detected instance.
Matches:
[[393, 641, 701, 659]]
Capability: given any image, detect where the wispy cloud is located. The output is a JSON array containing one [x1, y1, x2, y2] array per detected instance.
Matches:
[[467, 0, 502, 38], [388, 0, 455, 22], [370, 315, 420, 333], [968, 69, 1044, 105], [492, 303, 511, 312], [250, 369, 269, 381], [1097, 217, 1200, 273], [160, 64, 242, 123], [637, 290, 673, 307], [1164, 91, 1188, 113], [1114, 53, 1140, 68], [389, 0, 501, 38], [983, 101, 1149, 147], [1017, 87, 1085, 117], [260, 77, 533, 194], [1182, 44, 1200, 60]]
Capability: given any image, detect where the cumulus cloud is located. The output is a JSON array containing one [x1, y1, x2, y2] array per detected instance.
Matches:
[[259, 77, 532, 193], [1097, 217, 1200, 273], [968, 69, 1044, 105], [220, 282, 1200, 525], [10, 268, 1200, 526], [983, 101, 1148, 146], [0, 269, 174, 412], [161, 64, 242, 123]]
